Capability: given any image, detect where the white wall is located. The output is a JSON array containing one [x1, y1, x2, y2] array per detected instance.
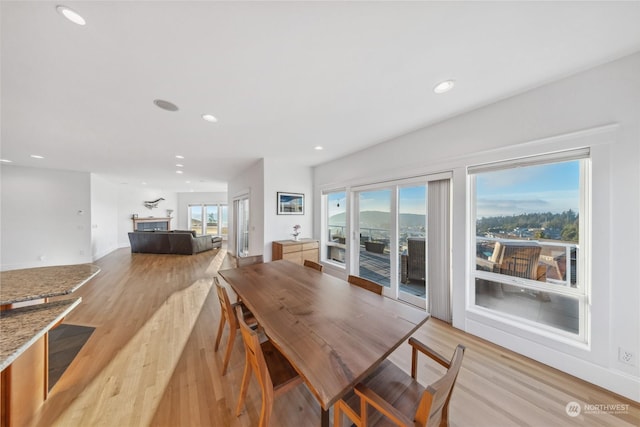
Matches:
[[226, 159, 314, 261], [1, 165, 92, 270], [116, 186, 178, 247], [90, 174, 119, 260], [227, 159, 265, 257], [263, 158, 313, 261], [314, 53, 640, 401], [176, 191, 227, 230]]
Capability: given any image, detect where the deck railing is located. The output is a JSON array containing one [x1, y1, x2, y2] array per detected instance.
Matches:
[[476, 236, 577, 287]]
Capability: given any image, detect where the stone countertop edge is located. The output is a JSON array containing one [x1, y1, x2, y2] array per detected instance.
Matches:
[[0, 297, 82, 371], [0, 265, 100, 306]]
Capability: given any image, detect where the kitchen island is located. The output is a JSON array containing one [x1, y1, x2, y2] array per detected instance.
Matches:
[[0, 264, 100, 427]]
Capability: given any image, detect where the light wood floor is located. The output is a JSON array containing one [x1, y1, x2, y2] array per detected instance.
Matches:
[[26, 247, 639, 427]]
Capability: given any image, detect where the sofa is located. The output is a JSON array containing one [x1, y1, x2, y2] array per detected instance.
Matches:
[[128, 230, 217, 255]]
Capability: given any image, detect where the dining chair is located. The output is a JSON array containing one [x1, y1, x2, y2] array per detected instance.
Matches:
[[303, 259, 323, 272], [235, 305, 303, 427], [237, 254, 264, 267], [347, 275, 383, 295], [213, 276, 256, 375], [334, 340, 465, 427]]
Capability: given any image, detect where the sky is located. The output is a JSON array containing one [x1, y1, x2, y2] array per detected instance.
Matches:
[[328, 159, 580, 219], [329, 186, 427, 217], [475, 160, 580, 218]]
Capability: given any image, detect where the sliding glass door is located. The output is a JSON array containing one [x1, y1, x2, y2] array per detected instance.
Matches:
[[355, 189, 393, 288], [353, 182, 427, 307], [398, 185, 427, 306], [351, 175, 450, 313]]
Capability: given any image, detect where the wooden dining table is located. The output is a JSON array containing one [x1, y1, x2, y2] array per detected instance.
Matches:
[[218, 260, 430, 427]]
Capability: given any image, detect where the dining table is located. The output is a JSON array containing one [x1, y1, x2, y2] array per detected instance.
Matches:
[[218, 259, 430, 427]]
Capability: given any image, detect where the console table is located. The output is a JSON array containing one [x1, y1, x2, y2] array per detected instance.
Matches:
[[272, 239, 319, 265]]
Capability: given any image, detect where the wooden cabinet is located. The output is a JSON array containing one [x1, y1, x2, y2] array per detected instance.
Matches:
[[272, 239, 319, 265]]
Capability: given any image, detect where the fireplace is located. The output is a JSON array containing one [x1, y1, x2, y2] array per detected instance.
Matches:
[[132, 217, 171, 231]]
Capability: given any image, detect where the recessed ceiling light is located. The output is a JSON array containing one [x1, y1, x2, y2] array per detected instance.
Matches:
[[433, 80, 455, 94], [176, 170, 183, 174], [185, 181, 191, 184], [314, 146, 323, 150], [176, 155, 184, 159], [153, 99, 179, 112], [202, 114, 218, 123], [0, 159, 13, 163], [30, 154, 44, 159], [141, 182, 147, 185], [56, 5, 86, 26], [176, 164, 184, 167]]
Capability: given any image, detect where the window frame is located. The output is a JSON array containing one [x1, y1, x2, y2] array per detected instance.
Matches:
[[321, 189, 349, 269], [187, 203, 228, 238], [468, 149, 591, 343]]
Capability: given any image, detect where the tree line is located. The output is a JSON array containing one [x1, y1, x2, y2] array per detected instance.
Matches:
[[477, 209, 579, 242]]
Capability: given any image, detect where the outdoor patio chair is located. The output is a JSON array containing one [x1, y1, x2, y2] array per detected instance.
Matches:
[[489, 241, 543, 280], [401, 237, 426, 283]]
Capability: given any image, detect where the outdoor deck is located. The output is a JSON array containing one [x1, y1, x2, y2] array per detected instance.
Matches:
[[358, 249, 426, 298]]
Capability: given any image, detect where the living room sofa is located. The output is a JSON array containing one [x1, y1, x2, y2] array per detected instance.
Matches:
[[128, 230, 218, 255]]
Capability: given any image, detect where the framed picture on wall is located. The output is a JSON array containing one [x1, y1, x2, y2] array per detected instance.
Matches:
[[277, 192, 304, 215]]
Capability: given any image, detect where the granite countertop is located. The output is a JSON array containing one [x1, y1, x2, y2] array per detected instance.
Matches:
[[0, 264, 100, 305], [0, 298, 81, 371]]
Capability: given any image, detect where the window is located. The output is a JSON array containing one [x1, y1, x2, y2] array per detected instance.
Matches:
[[470, 149, 589, 341], [188, 204, 228, 238], [323, 191, 347, 266]]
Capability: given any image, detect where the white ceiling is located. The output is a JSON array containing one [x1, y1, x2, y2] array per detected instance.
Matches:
[[2, 1, 640, 193]]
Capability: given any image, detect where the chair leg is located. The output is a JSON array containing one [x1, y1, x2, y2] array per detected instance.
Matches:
[[214, 315, 226, 351], [236, 351, 252, 416], [259, 393, 272, 427], [221, 324, 236, 375], [361, 399, 368, 426]]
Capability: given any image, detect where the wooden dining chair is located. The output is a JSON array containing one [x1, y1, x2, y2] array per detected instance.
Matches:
[[235, 305, 303, 427], [347, 275, 383, 295], [237, 254, 264, 268], [334, 340, 465, 427], [303, 259, 323, 272], [213, 276, 256, 375]]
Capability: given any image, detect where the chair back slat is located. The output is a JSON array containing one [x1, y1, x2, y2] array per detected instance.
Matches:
[[214, 277, 236, 329], [237, 255, 264, 267], [236, 306, 275, 398], [347, 275, 383, 295], [303, 259, 323, 271]]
